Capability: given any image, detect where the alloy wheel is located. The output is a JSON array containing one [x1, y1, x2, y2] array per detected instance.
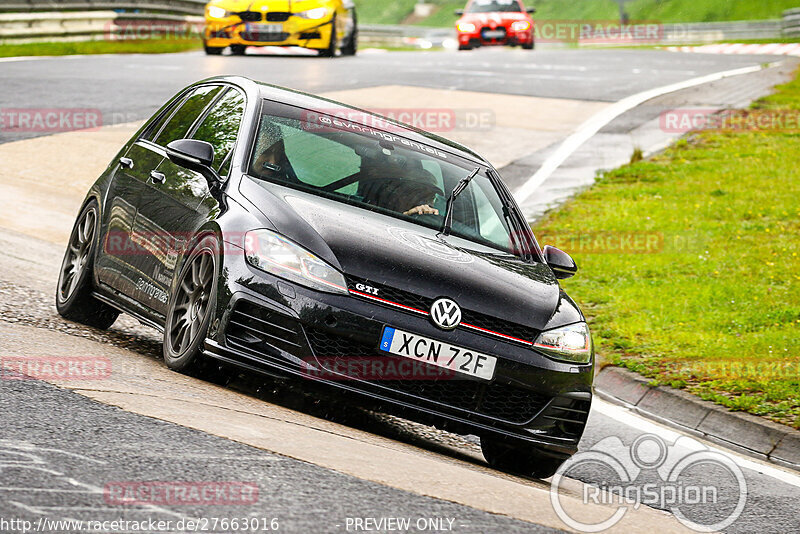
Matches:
[[168, 251, 214, 355], [59, 208, 96, 302]]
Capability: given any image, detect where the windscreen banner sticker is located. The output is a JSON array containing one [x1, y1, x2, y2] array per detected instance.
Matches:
[[302, 111, 449, 160]]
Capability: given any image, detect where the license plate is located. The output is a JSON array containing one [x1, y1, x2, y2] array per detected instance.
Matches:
[[379, 327, 497, 381], [246, 23, 283, 33], [483, 30, 506, 38]]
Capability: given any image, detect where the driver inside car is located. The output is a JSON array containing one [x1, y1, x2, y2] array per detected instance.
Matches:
[[360, 167, 443, 217], [253, 138, 298, 182]]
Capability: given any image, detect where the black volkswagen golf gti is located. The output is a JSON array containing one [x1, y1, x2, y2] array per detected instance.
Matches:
[[57, 76, 593, 478]]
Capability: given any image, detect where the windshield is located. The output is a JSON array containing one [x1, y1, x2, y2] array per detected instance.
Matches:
[[248, 101, 523, 256], [467, 0, 523, 14]]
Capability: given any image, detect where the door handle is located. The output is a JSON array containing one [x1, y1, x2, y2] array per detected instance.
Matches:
[[119, 157, 134, 169], [149, 170, 166, 184]]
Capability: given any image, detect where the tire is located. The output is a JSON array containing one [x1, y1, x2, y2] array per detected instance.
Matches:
[[56, 200, 120, 330], [458, 45, 473, 51], [163, 235, 219, 374], [340, 14, 357, 56], [318, 16, 338, 57], [204, 46, 224, 55], [480, 435, 567, 479], [230, 44, 247, 56], [522, 39, 534, 50]]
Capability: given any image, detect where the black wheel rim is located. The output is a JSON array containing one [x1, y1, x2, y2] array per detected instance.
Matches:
[[59, 208, 95, 302], [168, 250, 214, 355]]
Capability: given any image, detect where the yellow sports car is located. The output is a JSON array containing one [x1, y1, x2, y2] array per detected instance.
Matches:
[[204, 0, 357, 56]]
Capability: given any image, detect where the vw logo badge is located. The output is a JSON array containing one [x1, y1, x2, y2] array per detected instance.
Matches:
[[430, 298, 462, 331]]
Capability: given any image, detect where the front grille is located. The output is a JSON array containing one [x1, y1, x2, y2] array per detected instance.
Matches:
[[266, 12, 291, 22], [236, 11, 262, 22], [481, 26, 507, 42], [305, 328, 375, 358], [536, 397, 592, 440], [346, 276, 538, 344], [226, 301, 305, 357], [306, 328, 548, 424], [240, 31, 290, 42]]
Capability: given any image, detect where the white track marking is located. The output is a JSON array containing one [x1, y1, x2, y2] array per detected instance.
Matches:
[[593, 398, 800, 489], [513, 63, 770, 204]]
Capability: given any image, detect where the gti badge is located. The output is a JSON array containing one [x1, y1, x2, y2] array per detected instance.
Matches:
[[355, 283, 379, 296], [430, 298, 461, 331]]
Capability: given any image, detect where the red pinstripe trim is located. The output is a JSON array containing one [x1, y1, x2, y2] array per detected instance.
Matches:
[[461, 322, 533, 345], [349, 289, 533, 345], [348, 290, 429, 316]]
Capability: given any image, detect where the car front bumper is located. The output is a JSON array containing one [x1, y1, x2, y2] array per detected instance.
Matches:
[[206, 248, 593, 457], [458, 28, 532, 47], [204, 16, 334, 49]]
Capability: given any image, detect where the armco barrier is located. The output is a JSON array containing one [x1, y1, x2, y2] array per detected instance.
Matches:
[[784, 8, 800, 38], [0, 0, 206, 15], [0, 6, 795, 47], [0, 11, 203, 43]]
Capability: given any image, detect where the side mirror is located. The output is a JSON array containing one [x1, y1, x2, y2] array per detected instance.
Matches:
[[527, 7, 536, 14], [543, 245, 577, 279], [454, 9, 464, 16], [165, 139, 221, 188]]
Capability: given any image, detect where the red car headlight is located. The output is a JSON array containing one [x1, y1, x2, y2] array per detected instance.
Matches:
[[457, 22, 477, 33], [511, 20, 531, 32]]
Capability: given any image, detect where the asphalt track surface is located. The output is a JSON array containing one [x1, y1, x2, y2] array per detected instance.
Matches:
[[1, 47, 799, 533], [0, 47, 778, 144]]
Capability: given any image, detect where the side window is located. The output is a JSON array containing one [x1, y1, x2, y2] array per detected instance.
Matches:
[[143, 97, 185, 142], [255, 117, 361, 190], [191, 88, 245, 171], [153, 85, 223, 147]]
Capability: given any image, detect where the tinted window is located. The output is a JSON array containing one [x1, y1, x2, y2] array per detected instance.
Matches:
[[143, 98, 184, 142], [191, 88, 245, 171], [154, 85, 222, 147]]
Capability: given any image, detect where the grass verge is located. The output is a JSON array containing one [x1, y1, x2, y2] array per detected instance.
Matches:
[[0, 39, 202, 58], [533, 69, 800, 428]]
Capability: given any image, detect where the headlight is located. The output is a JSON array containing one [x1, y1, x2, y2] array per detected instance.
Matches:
[[511, 20, 531, 32], [457, 22, 477, 32], [207, 6, 230, 19], [533, 322, 593, 363], [296, 7, 329, 20], [244, 230, 348, 294]]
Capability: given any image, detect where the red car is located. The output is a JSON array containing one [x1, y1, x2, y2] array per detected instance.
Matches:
[[455, 0, 535, 50]]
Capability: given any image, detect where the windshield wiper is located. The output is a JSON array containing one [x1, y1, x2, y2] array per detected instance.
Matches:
[[440, 167, 480, 236]]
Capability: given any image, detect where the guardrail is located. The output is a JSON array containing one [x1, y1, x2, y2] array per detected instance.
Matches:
[[784, 8, 800, 38], [660, 20, 783, 44], [0, 0, 206, 15], [0, 11, 203, 43], [0, 7, 797, 47]]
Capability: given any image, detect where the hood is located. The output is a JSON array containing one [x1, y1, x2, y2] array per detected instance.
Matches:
[[459, 12, 529, 26], [261, 186, 563, 331], [210, 0, 323, 13]]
